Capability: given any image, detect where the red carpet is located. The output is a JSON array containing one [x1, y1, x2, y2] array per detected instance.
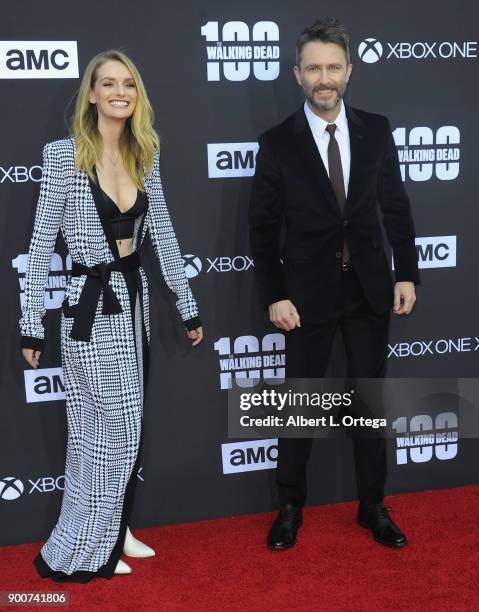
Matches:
[[1, 486, 478, 611]]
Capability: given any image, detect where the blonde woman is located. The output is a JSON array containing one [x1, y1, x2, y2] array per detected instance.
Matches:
[[20, 50, 203, 582]]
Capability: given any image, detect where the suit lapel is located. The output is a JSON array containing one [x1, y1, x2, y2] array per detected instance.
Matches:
[[137, 196, 149, 246], [68, 137, 119, 261], [88, 167, 121, 260], [293, 103, 369, 216], [345, 105, 366, 211], [138, 172, 150, 246], [293, 107, 339, 214]]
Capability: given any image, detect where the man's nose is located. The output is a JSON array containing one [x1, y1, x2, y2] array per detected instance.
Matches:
[[317, 69, 329, 83]]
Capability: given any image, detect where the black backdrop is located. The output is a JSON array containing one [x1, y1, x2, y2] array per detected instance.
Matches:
[[1, 0, 478, 546]]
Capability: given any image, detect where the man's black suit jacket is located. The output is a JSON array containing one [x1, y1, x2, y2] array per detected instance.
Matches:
[[248, 103, 420, 323]]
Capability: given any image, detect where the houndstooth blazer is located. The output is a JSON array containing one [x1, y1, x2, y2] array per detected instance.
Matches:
[[19, 137, 201, 352]]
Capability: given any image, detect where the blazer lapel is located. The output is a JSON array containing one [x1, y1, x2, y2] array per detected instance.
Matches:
[[345, 104, 366, 211], [293, 107, 339, 214], [140, 167, 152, 245], [88, 168, 121, 261], [137, 195, 149, 247], [68, 136, 119, 261]]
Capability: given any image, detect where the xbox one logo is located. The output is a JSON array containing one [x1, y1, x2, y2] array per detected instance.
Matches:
[[358, 38, 383, 63], [0, 477, 24, 501], [183, 254, 202, 278]]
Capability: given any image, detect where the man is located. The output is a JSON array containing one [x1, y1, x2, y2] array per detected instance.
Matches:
[[248, 18, 419, 551]]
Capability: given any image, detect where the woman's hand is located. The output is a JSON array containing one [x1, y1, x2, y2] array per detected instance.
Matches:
[[187, 326, 203, 346], [22, 348, 41, 368]]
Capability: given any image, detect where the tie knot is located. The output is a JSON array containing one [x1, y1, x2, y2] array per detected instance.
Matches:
[[326, 123, 337, 137]]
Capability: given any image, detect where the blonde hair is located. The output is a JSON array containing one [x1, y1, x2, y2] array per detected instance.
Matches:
[[72, 49, 160, 190]]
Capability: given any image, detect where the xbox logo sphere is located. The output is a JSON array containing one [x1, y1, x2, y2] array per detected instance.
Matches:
[[358, 38, 383, 63], [0, 477, 24, 501], [183, 254, 202, 279]]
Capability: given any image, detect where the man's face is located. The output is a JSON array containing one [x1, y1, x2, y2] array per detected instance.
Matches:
[[294, 41, 352, 113]]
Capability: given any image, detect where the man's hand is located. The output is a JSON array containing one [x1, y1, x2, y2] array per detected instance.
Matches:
[[269, 300, 301, 331], [187, 326, 203, 346], [22, 348, 41, 368], [393, 282, 416, 315]]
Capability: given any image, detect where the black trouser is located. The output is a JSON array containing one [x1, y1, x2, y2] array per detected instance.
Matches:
[[277, 264, 390, 508]]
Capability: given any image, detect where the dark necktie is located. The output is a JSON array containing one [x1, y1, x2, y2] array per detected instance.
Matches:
[[325, 123, 350, 264]]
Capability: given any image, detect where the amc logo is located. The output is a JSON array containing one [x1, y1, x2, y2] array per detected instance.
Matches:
[[207, 143, 258, 178], [392, 236, 457, 270], [0, 41, 79, 78], [24, 367, 65, 403], [221, 438, 278, 474]]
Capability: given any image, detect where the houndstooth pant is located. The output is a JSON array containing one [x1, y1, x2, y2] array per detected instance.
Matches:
[[34, 267, 149, 582]]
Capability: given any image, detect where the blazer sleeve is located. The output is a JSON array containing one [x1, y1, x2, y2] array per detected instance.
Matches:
[[248, 132, 288, 309], [146, 149, 202, 331], [19, 142, 66, 352], [377, 118, 420, 285]]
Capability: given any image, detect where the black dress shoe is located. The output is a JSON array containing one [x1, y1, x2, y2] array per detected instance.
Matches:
[[357, 503, 408, 548], [267, 504, 303, 551]]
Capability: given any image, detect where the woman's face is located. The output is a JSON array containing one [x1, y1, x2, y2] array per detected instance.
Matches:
[[89, 60, 138, 122]]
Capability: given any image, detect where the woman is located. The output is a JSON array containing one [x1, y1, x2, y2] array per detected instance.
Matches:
[[19, 50, 203, 582]]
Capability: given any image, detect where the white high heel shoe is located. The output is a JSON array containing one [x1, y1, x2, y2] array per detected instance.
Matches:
[[114, 559, 132, 574], [123, 526, 156, 558]]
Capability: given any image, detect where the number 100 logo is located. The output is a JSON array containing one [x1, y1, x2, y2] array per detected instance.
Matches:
[[201, 21, 280, 81], [214, 334, 285, 389], [392, 412, 458, 465]]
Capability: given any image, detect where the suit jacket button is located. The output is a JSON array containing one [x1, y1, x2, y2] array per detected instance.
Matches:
[[335, 251, 342, 258]]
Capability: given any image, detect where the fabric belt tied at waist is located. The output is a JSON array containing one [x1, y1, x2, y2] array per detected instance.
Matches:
[[69, 250, 141, 342]]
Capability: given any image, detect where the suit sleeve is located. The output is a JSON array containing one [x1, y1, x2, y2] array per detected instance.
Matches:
[[19, 142, 66, 352], [248, 133, 288, 309], [377, 118, 420, 285], [146, 149, 201, 331]]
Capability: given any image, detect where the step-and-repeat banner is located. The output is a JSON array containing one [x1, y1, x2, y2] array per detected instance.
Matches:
[[1, 0, 478, 545]]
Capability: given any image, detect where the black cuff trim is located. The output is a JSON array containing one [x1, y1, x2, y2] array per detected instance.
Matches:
[[184, 316, 202, 331], [20, 336, 45, 352]]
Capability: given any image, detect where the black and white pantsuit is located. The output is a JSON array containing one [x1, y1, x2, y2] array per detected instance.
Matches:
[[19, 138, 201, 582]]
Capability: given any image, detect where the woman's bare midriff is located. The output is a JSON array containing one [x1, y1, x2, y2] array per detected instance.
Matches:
[[117, 238, 134, 258]]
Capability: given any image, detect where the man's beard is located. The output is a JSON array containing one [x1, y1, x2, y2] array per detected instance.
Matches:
[[306, 82, 347, 112]]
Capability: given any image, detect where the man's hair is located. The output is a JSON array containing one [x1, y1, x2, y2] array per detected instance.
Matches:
[[295, 17, 351, 66]]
